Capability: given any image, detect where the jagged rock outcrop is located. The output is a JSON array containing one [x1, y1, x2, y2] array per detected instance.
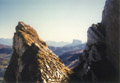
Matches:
[[73, 24, 118, 82], [73, 0, 119, 82], [4, 22, 73, 83]]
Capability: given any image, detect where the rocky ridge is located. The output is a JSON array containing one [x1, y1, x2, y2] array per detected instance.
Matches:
[[4, 22, 73, 83], [73, 23, 118, 82]]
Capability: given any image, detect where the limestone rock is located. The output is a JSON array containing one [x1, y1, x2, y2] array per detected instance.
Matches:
[[4, 22, 73, 83]]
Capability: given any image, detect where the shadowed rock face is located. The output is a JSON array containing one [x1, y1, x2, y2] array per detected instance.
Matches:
[[73, 24, 118, 82], [73, 0, 119, 82], [102, 0, 119, 71], [4, 22, 73, 83]]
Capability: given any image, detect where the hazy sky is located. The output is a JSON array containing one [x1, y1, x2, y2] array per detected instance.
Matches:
[[0, 0, 105, 43]]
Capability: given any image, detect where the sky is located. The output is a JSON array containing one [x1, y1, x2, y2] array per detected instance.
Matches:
[[0, 0, 106, 43]]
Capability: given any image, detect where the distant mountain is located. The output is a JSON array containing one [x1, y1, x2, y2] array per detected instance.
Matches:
[[0, 44, 11, 49], [0, 38, 12, 46], [59, 50, 83, 69], [0, 38, 70, 47], [48, 42, 85, 69], [65, 39, 82, 47], [46, 41, 70, 47], [48, 43, 85, 56], [0, 38, 83, 48], [0, 44, 12, 54]]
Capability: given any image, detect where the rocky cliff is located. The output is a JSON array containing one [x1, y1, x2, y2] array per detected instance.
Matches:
[[73, 0, 119, 82], [4, 22, 73, 83], [102, 0, 119, 71]]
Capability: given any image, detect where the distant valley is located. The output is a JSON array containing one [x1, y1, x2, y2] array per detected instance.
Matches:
[[0, 44, 12, 80], [59, 49, 83, 69], [0, 39, 85, 80]]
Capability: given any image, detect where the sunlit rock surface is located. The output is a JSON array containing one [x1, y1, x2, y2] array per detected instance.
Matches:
[[4, 22, 73, 83]]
